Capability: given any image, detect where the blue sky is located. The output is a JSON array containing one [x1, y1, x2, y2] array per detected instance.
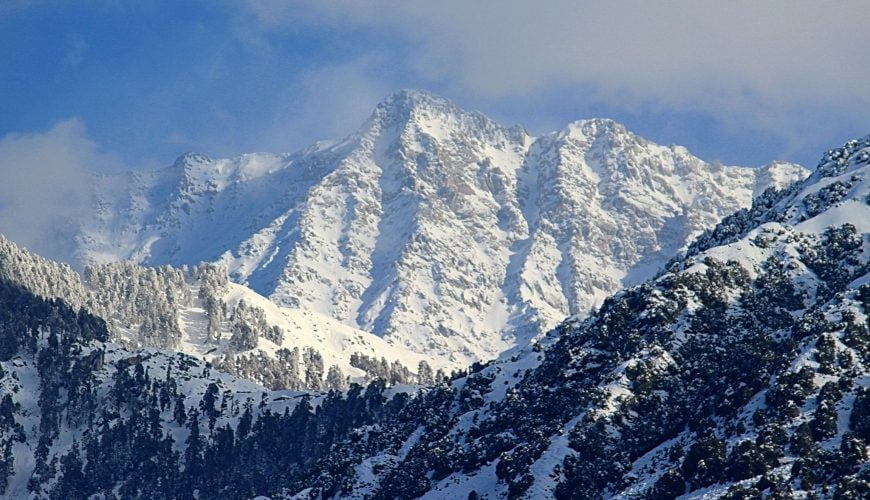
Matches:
[[1, 0, 868, 173]]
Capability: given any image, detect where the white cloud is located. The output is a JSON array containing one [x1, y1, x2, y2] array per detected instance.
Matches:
[[249, 1, 868, 100], [244, 0, 870, 158], [0, 119, 122, 262]]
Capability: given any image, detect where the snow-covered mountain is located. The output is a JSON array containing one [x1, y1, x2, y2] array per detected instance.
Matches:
[[76, 90, 809, 365], [4, 135, 866, 499]]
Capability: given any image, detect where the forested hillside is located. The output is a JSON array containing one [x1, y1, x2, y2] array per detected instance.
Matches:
[[0, 237, 439, 392]]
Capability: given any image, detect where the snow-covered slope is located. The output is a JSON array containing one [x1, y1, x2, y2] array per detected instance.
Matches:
[[0, 235, 448, 391], [116, 279, 450, 389], [75, 90, 809, 364]]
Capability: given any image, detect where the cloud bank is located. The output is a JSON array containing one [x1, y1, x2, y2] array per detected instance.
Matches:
[[246, 0, 869, 161]]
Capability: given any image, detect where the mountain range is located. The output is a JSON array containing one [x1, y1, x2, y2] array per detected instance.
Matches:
[[0, 126, 867, 498], [73, 90, 808, 367]]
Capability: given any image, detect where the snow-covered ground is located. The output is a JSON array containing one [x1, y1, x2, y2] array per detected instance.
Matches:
[[166, 282, 453, 381]]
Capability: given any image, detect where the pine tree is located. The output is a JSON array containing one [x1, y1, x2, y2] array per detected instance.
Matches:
[[325, 365, 348, 390], [184, 409, 204, 493], [0, 439, 13, 495], [54, 443, 86, 499], [304, 348, 324, 389], [417, 360, 434, 385]]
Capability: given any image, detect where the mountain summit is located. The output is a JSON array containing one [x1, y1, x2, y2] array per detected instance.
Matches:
[[76, 91, 808, 364]]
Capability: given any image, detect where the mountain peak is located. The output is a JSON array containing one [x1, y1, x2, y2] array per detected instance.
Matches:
[[380, 88, 450, 108], [370, 89, 459, 121], [172, 151, 212, 170], [359, 89, 519, 145], [561, 118, 628, 141]]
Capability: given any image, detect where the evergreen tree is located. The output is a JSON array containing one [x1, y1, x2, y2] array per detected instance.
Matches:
[[325, 365, 348, 390]]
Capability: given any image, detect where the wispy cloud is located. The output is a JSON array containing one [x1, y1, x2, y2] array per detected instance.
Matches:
[[256, 56, 396, 151], [2, 1, 866, 177], [0, 119, 123, 261]]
